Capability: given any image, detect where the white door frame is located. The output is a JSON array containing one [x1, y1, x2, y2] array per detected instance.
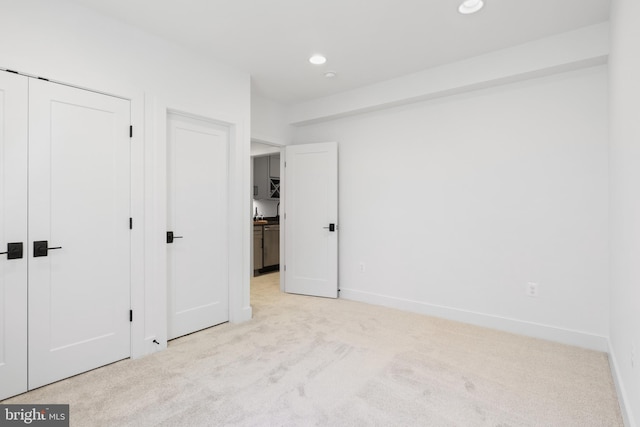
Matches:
[[249, 140, 285, 280], [278, 148, 286, 293], [251, 140, 339, 297], [152, 101, 251, 349]]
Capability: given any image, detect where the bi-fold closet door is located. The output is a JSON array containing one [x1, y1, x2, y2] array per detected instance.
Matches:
[[0, 71, 132, 400]]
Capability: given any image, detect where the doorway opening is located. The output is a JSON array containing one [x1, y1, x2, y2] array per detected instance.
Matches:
[[251, 141, 283, 278]]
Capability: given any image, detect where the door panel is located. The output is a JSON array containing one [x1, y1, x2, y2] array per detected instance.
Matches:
[[0, 72, 28, 400], [167, 113, 229, 340], [284, 142, 338, 298], [28, 79, 131, 389]]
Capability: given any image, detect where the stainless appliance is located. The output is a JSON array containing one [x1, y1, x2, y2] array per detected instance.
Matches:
[[253, 225, 263, 271], [262, 224, 279, 269]]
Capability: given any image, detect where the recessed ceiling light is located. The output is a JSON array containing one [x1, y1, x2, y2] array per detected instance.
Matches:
[[324, 71, 337, 78], [309, 54, 327, 65], [458, 0, 484, 14]]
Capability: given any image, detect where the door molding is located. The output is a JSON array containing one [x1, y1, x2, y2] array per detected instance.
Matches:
[[151, 100, 251, 349], [249, 140, 285, 289]]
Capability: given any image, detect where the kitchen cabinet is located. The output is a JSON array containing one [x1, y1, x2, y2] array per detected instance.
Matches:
[[253, 156, 269, 199], [269, 154, 280, 178], [263, 225, 280, 268], [253, 223, 279, 274], [253, 154, 280, 200]]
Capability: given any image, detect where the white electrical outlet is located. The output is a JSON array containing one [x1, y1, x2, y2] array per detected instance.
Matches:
[[359, 262, 366, 273], [526, 282, 539, 298]]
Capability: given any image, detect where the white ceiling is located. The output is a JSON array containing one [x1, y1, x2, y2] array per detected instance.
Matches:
[[71, 0, 610, 104]]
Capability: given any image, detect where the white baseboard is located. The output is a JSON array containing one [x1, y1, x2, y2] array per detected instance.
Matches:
[[339, 287, 609, 352], [145, 336, 166, 353], [231, 305, 253, 323], [608, 340, 637, 427]]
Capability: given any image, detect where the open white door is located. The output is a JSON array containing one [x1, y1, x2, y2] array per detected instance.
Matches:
[[284, 142, 338, 298], [167, 113, 229, 340], [0, 71, 28, 400]]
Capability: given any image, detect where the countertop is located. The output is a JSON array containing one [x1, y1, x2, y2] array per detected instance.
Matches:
[[253, 217, 279, 226]]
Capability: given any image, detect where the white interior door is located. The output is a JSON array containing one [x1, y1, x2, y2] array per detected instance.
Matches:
[[284, 142, 338, 298], [167, 113, 229, 340], [0, 72, 28, 400], [28, 79, 131, 389]]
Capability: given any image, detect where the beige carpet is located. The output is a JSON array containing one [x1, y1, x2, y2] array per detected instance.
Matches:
[[3, 272, 623, 426]]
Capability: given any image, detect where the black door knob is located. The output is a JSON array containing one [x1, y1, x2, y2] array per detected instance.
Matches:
[[34, 240, 62, 257], [0, 242, 23, 260], [166, 231, 184, 244]]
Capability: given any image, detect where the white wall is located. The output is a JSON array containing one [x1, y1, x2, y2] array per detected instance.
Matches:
[[293, 66, 609, 351], [253, 200, 280, 218], [251, 90, 291, 145], [288, 23, 608, 126], [609, 0, 640, 425], [251, 141, 282, 156], [0, 0, 252, 358]]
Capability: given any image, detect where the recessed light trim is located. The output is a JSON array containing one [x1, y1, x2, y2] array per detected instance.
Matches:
[[324, 71, 337, 78], [309, 54, 327, 65], [458, 0, 484, 14]]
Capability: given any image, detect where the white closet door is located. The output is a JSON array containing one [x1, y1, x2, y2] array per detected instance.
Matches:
[[167, 113, 229, 340], [0, 72, 28, 400], [28, 79, 131, 389]]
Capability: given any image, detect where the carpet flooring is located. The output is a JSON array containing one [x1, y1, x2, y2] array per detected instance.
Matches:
[[2, 272, 623, 426]]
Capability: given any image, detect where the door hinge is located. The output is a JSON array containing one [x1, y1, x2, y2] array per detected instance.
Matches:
[[129, 310, 133, 322], [284, 265, 286, 271], [129, 218, 133, 230], [129, 125, 133, 138]]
